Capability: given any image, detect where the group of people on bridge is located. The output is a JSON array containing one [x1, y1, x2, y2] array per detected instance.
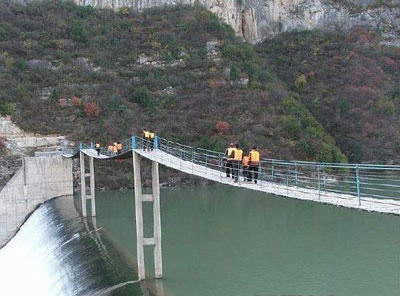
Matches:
[[143, 129, 156, 151], [225, 143, 260, 183]]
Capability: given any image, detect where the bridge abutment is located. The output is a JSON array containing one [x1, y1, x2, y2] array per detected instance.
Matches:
[[133, 151, 163, 280]]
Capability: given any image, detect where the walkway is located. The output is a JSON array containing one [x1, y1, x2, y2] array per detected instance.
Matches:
[[62, 137, 400, 216]]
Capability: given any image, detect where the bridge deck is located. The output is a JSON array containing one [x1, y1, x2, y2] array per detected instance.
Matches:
[[70, 148, 400, 216]]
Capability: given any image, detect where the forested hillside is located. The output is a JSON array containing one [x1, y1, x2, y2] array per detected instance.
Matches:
[[0, 0, 399, 179], [257, 29, 400, 163]]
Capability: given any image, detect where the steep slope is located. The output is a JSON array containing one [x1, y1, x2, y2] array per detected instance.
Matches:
[[257, 29, 400, 163], [62, 0, 400, 45], [0, 1, 346, 166]]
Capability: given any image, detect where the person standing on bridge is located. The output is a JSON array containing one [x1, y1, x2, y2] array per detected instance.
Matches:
[[95, 143, 101, 156], [116, 142, 122, 154], [242, 153, 250, 181], [225, 143, 235, 178], [248, 147, 260, 183], [112, 142, 118, 154], [149, 130, 155, 151], [108, 144, 113, 154], [143, 129, 150, 151], [233, 144, 243, 183]]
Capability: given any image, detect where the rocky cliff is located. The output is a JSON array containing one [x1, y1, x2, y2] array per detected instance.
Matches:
[[70, 0, 400, 45]]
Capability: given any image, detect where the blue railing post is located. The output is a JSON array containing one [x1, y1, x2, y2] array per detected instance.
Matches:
[[79, 142, 83, 150], [286, 164, 289, 187], [131, 136, 137, 150], [356, 165, 361, 206], [271, 160, 275, 181], [154, 136, 159, 149], [90, 142, 94, 149], [294, 162, 298, 186], [317, 165, 321, 200]]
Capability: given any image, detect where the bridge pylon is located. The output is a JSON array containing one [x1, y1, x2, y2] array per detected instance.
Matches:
[[79, 151, 96, 217], [133, 151, 163, 280]]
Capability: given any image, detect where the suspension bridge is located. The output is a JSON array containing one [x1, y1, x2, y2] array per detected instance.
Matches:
[[61, 135, 400, 280]]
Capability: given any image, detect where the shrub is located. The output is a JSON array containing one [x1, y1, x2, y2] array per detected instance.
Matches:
[[84, 102, 101, 117], [0, 102, 16, 116], [221, 42, 255, 63], [294, 74, 307, 88], [128, 86, 154, 109], [338, 98, 350, 114], [215, 121, 230, 134], [229, 64, 240, 81], [375, 96, 395, 115], [280, 115, 301, 139], [70, 22, 89, 43]]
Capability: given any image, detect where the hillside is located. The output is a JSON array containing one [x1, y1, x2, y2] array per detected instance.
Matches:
[[0, 1, 347, 162], [0, 1, 398, 186], [257, 29, 400, 163]]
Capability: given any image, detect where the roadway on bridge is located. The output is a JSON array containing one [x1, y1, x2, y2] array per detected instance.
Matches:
[[64, 148, 400, 216]]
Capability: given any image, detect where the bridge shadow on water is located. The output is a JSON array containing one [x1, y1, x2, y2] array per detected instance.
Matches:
[[0, 196, 158, 296]]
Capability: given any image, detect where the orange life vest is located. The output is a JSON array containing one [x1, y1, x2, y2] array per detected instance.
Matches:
[[117, 143, 122, 150], [249, 150, 260, 165], [226, 147, 235, 160], [234, 149, 243, 161]]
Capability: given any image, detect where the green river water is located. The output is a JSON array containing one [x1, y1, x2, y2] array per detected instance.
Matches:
[[95, 185, 400, 296]]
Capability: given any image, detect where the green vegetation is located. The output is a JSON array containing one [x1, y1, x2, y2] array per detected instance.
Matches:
[[1, 0, 398, 174], [257, 29, 400, 163]]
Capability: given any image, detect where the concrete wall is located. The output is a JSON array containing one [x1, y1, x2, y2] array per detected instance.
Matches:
[[0, 156, 73, 247]]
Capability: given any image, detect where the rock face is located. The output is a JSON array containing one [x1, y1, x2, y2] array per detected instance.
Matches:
[[71, 0, 400, 45], [0, 116, 71, 156]]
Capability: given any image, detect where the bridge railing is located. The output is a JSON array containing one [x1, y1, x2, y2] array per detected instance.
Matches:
[[71, 135, 400, 205], [154, 136, 400, 204]]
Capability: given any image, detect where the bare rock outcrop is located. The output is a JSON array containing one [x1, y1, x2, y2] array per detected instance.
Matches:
[[71, 0, 400, 45], [0, 116, 70, 156]]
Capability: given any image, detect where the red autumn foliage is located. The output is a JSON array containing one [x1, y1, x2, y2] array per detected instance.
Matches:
[[84, 102, 101, 117], [342, 85, 380, 103], [71, 96, 81, 106], [215, 121, 230, 134]]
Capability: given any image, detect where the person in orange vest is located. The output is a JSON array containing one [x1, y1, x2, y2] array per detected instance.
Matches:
[[116, 141, 123, 154], [143, 129, 150, 151], [95, 143, 101, 156], [225, 143, 235, 178], [107, 144, 113, 154], [149, 131, 155, 151], [242, 153, 250, 181], [112, 142, 118, 154], [248, 146, 261, 183], [233, 144, 243, 182]]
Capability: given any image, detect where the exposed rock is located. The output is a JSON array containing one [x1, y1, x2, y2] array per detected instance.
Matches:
[[27, 59, 52, 70], [71, 0, 400, 45], [158, 86, 176, 96], [230, 78, 249, 86], [206, 41, 221, 57], [74, 57, 101, 71], [137, 53, 185, 67], [38, 87, 53, 100], [0, 116, 72, 156]]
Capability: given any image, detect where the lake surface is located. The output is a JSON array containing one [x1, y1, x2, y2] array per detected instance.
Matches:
[[95, 185, 400, 296]]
